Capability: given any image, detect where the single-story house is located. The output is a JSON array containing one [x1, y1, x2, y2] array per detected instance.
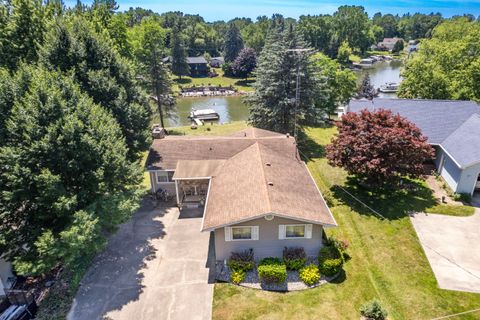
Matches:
[[377, 37, 404, 51], [145, 127, 337, 261], [346, 98, 480, 196], [210, 56, 225, 68]]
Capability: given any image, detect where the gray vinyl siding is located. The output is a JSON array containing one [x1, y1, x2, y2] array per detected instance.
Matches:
[[149, 170, 176, 195], [435, 147, 480, 195], [214, 216, 324, 261], [457, 163, 480, 195]]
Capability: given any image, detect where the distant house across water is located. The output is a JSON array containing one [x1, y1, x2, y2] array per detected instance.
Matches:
[[377, 37, 404, 51], [210, 56, 225, 68], [162, 56, 210, 77]]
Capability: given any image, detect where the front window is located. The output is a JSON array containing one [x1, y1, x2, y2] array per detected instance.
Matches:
[[156, 171, 174, 183], [285, 225, 306, 238], [232, 226, 252, 240]]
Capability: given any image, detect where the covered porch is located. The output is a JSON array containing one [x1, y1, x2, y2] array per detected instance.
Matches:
[[172, 159, 225, 209]]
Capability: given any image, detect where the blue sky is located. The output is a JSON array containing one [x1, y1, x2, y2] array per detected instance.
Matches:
[[66, 0, 480, 21]]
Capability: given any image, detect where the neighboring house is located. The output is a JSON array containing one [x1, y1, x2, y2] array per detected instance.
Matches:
[[210, 56, 225, 68], [377, 37, 404, 51], [145, 127, 337, 261], [346, 98, 480, 195], [162, 56, 210, 77], [0, 259, 15, 297], [186, 56, 209, 77]]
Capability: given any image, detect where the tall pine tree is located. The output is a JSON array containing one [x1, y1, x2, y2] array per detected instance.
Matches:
[[247, 19, 322, 134], [40, 17, 151, 159], [224, 22, 244, 62], [170, 24, 189, 79]]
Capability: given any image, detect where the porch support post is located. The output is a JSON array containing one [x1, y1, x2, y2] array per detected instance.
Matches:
[[175, 180, 180, 207]]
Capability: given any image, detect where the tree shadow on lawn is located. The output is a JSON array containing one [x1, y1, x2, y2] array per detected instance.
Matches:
[[297, 127, 331, 160], [173, 78, 193, 85], [234, 79, 255, 87], [331, 176, 438, 220]]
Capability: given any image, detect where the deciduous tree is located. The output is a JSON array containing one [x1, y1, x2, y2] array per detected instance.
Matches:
[[327, 109, 434, 185], [232, 47, 256, 79]]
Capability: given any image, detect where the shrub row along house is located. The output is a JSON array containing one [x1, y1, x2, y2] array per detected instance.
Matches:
[[346, 98, 480, 196], [145, 128, 337, 261]]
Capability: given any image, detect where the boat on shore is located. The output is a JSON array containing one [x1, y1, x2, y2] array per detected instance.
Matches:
[[379, 82, 399, 93], [188, 108, 220, 120]]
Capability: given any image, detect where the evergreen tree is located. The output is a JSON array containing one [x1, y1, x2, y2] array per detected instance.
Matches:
[[247, 21, 322, 134], [130, 17, 174, 128], [40, 18, 151, 159], [170, 24, 189, 79], [0, 67, 142, 275], [2, 0, 45, 70], [357, 73, 377, 100], [224, 22, 244, 62], [392, 39, 404, 53]]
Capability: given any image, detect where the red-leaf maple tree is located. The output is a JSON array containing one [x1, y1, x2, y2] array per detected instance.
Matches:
[[327, 109, 434, 185]]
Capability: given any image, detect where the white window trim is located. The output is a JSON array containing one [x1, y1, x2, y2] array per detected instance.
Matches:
[[155, 170, 175, 184], [225, 226, 259, 241], [279, 224, 312, 239]]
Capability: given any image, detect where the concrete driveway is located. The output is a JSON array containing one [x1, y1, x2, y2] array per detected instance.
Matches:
[[68, 202, 214, 320], [410, 210, 480, 293]]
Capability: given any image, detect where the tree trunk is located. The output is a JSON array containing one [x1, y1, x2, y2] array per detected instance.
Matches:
[[154, 82, 165, 128]]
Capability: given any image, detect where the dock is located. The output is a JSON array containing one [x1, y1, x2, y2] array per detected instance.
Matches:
[[192, 118, 204, 126]]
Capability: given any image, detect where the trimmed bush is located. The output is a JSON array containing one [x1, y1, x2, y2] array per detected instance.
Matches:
[[230, 269, 246, 284], [319, 258, 343, 276], [360, 299, 388, 320], [299, 264, 320, 286], [228, 249, 254, 272], [257, 257, 287, 284], [283, 247, 307, 270], [319, 245, 342, 262]]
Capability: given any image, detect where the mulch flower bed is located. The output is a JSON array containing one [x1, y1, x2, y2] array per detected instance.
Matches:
[[215, 257, 339, 291]]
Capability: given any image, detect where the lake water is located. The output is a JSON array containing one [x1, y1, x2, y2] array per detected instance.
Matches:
[[356, 59, 403, 98], [166, 60, 403, 127]]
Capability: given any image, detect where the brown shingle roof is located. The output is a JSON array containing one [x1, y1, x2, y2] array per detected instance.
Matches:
[[202, 142, 336, 230], [145, 128, 336, 229], [172, 160, 225, 180]]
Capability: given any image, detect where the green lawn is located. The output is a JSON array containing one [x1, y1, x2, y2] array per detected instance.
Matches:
[[426, 204, 476, 217], [172, 68, 255, 93], [167, 120, 248, 136], [212, 125, 480, 320]]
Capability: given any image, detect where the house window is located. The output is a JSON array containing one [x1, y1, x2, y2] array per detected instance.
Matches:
[[286, 225, 306, 238], [279, 224, 313, 239], [225, 226, 259, 241], [156, 171, 174, 183]]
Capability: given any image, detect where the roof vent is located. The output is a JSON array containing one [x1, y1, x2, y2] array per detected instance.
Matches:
[[266, 163, 271, 166], [286, 133, 290, 138], [267, 182, 274, 186], [244, 132, 247, 137], [209, 147, 213, 151]]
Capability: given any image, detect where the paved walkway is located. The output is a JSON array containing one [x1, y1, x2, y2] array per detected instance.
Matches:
[[410, 209, 480, 293], [68, 203, 214, 320]]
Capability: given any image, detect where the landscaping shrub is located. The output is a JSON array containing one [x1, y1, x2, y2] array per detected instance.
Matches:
[[453, 192, 472, 203], [257, 257, 287, 284], [299, 264, 320, 286], [230, 269, 246, 284], [283, 247, 307, 270], [319, 258, 343, 276], [318, 245, 343, 276], [318, 245, 342, 262], [227, 249, 254, 272], [359, 299, 388, 320]]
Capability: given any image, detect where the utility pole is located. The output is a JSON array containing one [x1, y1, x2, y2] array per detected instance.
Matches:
[[286, 48, 312, 140]]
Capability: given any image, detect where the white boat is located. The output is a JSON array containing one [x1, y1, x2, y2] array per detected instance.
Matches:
[[379, 82, 399, 93], [188, 108, 220, 120]]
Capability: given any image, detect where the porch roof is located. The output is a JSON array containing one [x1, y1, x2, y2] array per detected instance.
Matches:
[[172, 160, 225, 180]]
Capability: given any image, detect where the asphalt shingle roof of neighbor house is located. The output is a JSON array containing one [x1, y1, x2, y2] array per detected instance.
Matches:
[[145, 128, 337, 230], [186, 56, 208, 64], [347, 98, 480, 168]]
